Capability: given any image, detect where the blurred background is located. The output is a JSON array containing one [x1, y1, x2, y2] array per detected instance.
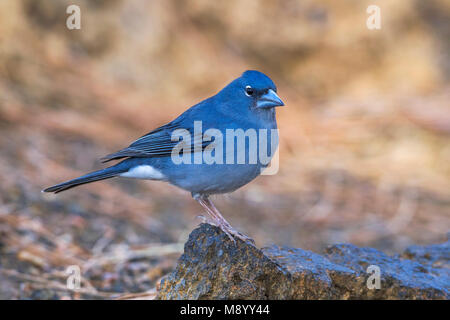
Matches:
[[0, 0, 449, 299]]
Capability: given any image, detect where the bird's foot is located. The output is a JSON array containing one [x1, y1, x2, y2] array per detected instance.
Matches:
[[196, 215, 242, 244], [217, 223, 236, 244], [218, 223, 255, 246], [196, 215, 217, 226], [233, 230, 256, 246], [194, 194, 255, 246]]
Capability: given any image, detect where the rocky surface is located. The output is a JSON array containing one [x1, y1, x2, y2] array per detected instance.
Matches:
[[157, 224, 449, 299]]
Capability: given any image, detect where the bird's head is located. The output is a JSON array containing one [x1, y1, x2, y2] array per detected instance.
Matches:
[[239, 70, 284, 109], [219, 70, 284, 112]]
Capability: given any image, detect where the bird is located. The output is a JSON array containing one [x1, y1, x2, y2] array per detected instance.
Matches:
[[43, 70, 284, 243]]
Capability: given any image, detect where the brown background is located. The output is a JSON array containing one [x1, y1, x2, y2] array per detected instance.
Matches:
[[0, 0, 449, 298]]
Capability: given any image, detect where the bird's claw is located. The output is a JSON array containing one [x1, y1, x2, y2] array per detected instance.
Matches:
[[217, 223, 255, 246], [237, 232, 256, 246], [196, 215, 217, 226]]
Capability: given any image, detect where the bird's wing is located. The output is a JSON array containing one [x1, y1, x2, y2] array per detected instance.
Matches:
[[100, 120, 208, 163]]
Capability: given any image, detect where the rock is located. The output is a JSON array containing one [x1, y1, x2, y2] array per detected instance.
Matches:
[[157, 224, 449, 299]]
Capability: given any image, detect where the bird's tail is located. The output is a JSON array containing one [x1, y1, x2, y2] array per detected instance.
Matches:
[[43, 164, 127, 194]]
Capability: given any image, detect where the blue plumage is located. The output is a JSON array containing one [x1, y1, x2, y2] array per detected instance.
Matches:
[[44, 70, 284, 243]]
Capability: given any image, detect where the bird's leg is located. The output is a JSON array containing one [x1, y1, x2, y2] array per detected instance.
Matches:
[[205, 197, 255, 245], [196, 195, 255, 245], [195, 213, 217, 226], [195, 195, 236, 243]]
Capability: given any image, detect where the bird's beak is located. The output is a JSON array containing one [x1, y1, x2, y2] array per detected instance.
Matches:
[[256, 89, 285, 108]]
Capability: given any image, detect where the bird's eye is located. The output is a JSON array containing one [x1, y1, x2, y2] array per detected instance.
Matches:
[[245, 86, 254, 97]]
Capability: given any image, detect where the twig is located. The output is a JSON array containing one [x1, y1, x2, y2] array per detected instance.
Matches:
[[83, 243, 184, 271], [1, 269, 118, 299], [115, 289, 157, 300]]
